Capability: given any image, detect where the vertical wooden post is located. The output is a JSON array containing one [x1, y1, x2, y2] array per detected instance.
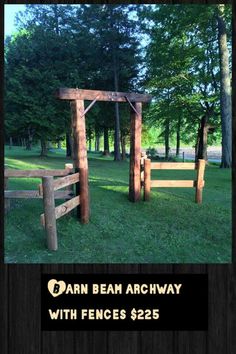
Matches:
[[4, 177, 10, 213], [65, 163, 74, 199], [42, 176, 57, 250], [195, 159, 206, 204], [71, 100, 89, 223], [140, 152, 147, 189], [144, 159, 151, 201], [129, 102, 142, 202]]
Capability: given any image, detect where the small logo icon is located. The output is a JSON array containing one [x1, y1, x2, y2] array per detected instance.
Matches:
[[48, 279, 66, 297]]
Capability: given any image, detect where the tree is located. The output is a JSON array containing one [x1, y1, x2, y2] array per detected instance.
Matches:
[[5, 4, 144, 160], [5, 28, 71, 156], [5, 5, 99, 155], [217, 4, 232, 168], [142, 5, 229, 162], [77, 5, 141, 161]]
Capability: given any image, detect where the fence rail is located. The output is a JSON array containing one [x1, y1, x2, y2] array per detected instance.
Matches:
[[143, 159, 206, 203], [4, 163, 81, 251], [4, 190, 73, 199], [4, 167, 72, 178], [150, 162, 196, 170]]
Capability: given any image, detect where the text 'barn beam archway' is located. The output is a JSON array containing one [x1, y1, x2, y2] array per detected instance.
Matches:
[[56, 88, 152, 224]]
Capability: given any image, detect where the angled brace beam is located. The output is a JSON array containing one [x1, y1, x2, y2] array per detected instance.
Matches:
[[80, 94, 99, 118], [125, 96, 139, 115]]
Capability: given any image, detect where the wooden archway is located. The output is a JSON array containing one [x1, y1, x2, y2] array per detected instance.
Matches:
[[56, 88, 152, 224]]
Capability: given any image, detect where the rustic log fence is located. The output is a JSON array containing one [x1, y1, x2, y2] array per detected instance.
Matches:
[[142, 159, 206, 203], [4, 164, 82, 251]]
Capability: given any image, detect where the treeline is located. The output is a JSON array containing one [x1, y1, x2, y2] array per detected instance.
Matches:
[[4, 4, 232, 166]]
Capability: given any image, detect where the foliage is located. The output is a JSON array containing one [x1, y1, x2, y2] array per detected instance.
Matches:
[[141, 4, 231, 152], [5, 4, 142, 157]]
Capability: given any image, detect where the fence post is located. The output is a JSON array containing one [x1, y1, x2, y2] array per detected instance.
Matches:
[[195, 159, 206, 204], [4, 177, 10, 213], [140, 152, 147, 189], [65, 163, 74, 200], [129, 102, 142, 202], [144, 159, 151, 201], [71, 100, 89, 224], [42, 176, 57, 250]]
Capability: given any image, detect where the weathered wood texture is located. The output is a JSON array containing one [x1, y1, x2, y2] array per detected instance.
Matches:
[[64, 163, 74, 196], [42, 177, 57, 251], [150, 180, 201, 188], [41, 195, 80, 226], [53, 172, 79, 191], [144, 158, 151, 201], [129, 102, 142, 202], [195, 159, 206, 204], [5, 190, 73, 199], [41, 264, 75, 354], [173, 264, 207, 354], [56, 88, 152, 103], [8, 265, 41, 354], [0, 264, 235, 353], [71, 100, 89, 223], [38, 172, 79, 194], [151, 162, 196, 170], [5, 168, 71, 178], [144, 159, 205, 202]]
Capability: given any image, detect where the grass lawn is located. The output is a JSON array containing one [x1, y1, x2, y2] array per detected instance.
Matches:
[[4, 146, 232, 263]]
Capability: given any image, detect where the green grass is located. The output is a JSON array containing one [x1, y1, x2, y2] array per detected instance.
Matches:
[[4, 146, 232, 263]]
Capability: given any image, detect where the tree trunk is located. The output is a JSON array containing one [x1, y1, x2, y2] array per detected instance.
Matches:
[[196, 116, 208, 161], [87, 128, 92, 152], [25, 140, 31, 150], [112, 42, 121, 161], [57, 140, 62, 149], [176, 116, 181, 157], [40, 139, 48, 157], [26, 127, 33, 150], [66, 133, 72, 158], [9, 136, 13, 150], [89, 137, 92, 152], [217, 4, 232, 168], [103, 126, 110, 156], [121, 132, 126, 161], [95, 132, 100, 152], [164, 119, 170, 160]]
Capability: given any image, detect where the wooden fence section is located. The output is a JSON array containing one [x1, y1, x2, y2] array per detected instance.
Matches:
[[143, 159, 206, 203], [39, 171, 80, 250], [4, 166, 72, 178], [40, 196, 80, 227], [4, 163, 74, 207], [4, 164, 82, 251]]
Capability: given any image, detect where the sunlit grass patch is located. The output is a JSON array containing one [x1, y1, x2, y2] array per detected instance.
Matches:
[[4, 146, 231, 263]]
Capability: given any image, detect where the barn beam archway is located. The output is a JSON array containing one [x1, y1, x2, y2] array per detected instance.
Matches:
[[56, 88, 152, 223]]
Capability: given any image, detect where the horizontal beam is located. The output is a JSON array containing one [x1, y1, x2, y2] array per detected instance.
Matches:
[[53, 172, 79, 191], [56, 88, 152, 103], [5, 190, 74, 199], [5, 169, 70, 178], [39, 173, 79, 195], [40, 195, 80, 226], [150, 180, 204, 188], [150, 162, 197, 170]]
